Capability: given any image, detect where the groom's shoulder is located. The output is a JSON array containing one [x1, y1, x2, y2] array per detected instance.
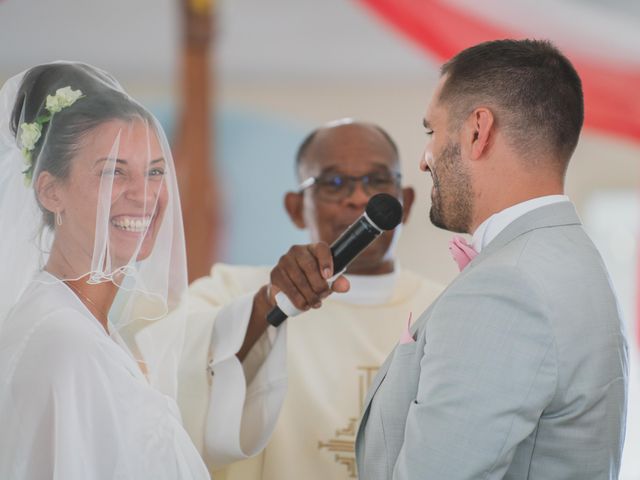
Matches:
[[456, 224, 611, 307], [509, 223, 603, 276]]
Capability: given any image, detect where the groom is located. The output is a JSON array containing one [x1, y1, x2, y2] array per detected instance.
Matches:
[[355, 39, 628, 479]]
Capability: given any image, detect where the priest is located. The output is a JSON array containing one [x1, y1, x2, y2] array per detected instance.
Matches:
[[179, 119, 443, 479]]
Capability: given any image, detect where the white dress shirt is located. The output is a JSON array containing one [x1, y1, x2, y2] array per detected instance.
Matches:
[[472, 195, 571, 252]]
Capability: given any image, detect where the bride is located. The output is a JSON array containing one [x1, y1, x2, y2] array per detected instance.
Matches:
[[0, 62, 210, 479]]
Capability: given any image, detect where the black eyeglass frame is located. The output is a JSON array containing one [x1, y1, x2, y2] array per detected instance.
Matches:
[[297, 171, 402, 201]]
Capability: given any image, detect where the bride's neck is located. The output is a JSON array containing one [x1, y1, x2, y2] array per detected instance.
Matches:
[[46, 249, 118, 333], [64, 277, 117, 333], [45, 239, 89, 279]]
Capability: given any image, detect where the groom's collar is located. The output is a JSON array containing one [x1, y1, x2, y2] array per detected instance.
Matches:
[[472, 195, 570, 253], [468, 201, 582, 269]]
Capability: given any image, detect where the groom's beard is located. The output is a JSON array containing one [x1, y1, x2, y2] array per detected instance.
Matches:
[[429, 141, 473, 234]]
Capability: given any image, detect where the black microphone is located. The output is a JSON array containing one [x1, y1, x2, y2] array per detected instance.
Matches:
[[266, 193, 403, 327]]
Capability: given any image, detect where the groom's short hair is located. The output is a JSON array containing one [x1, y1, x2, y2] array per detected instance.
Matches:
[[439, 39, 584, 169]]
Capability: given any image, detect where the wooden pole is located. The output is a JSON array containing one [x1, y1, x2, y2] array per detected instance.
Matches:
[[174, 0, 220, 282]]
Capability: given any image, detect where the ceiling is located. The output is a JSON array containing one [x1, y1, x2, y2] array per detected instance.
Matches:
[[0, 0, 638, 85]]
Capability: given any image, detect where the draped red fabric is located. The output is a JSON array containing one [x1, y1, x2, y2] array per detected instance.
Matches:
[[358, 0, 640, 144]]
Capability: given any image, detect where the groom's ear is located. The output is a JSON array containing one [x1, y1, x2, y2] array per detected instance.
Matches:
[[467, 107, 495, 161], [35, 171, 63, 214]]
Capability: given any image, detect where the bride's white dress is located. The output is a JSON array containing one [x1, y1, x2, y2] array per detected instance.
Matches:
[[0, 271, 210, 479]]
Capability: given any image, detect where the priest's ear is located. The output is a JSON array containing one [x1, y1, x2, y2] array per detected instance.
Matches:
[[35, 171, 64, 217], [400, 186, 415, 224], [284, 191, 305, 229]]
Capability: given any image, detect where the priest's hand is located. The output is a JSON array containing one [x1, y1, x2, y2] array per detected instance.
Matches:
[[268, 242, 350, 312], [237, 242, 349, 361]]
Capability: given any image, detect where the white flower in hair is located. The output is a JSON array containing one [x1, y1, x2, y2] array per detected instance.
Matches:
[[20, 122, 42, 151], [45, 86, 83, 113], [19, 85, 83, 187]]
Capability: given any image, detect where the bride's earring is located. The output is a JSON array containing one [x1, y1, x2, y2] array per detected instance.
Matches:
[[56, 210, 63, 226]]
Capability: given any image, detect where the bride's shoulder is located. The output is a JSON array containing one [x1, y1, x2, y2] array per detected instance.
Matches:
[[1, 304, 119, 410], [7, 278, 100, 334], [2, 287, 109, 382]]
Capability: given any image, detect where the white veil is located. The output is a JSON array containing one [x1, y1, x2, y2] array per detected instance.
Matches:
[[0, 62, 188, 395]]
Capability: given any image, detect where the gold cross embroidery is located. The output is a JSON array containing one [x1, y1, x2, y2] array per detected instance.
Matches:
[[318, 366, 379, 478]]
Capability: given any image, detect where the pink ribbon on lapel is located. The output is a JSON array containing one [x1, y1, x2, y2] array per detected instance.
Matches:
[[399, 312, 415, 344]]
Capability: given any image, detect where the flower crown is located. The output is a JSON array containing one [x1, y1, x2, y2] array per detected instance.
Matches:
[[19, 86, 83, 186]]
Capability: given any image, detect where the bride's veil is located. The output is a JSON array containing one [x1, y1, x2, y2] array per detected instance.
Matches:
[[0, 62, 189, 397]]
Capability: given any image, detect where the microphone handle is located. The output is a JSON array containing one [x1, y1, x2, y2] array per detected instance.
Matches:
[[266, 305, 288, 327], [266, 216, 382, 327]]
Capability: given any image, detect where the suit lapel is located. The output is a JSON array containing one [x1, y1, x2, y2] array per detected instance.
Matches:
[[357, 298, 438, 444], [361, 346, 395, 415]]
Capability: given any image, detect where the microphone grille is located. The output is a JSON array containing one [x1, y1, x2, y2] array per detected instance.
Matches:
[[365, 193, 403, 231]]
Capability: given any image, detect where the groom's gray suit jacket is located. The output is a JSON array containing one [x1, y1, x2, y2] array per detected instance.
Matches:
[[356, 202, 628, 479]]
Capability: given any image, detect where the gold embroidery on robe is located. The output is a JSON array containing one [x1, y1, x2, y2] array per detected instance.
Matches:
[[318, 366, 379, 478]]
